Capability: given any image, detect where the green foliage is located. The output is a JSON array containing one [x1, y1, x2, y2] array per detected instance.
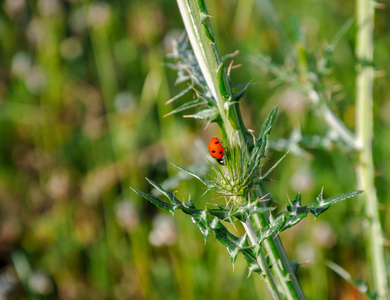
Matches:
[[251, 18, 357, 150], [165, 33, 217, 121], [1, 0, 388, 298], [133, 100, 362, 282], [135, 0, 364, 297], [133, 169, 362, 275]]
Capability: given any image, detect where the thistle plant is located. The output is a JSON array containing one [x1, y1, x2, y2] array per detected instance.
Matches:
[[132, 0, 363, 298]]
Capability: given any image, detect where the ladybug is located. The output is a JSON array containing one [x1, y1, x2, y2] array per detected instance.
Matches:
[[208, 137, 225, 165]]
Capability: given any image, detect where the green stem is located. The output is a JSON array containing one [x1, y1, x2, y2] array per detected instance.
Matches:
[[176, 0, 306, 298], [355, 0, 388, 297], [176, 0, 247, 147], [242, 213, 281, 299], [254, 189, 306, 300]]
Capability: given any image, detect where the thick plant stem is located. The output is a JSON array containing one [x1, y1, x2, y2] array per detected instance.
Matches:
[[355, 0, 388, 298], [253, 189, 306, 300], [176, 0, 247, 148], [242, 213, 281, 299], [176, 0, 306, 298]]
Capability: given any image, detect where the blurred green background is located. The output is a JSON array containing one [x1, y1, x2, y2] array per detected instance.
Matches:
[[0, 0, 389, 299]]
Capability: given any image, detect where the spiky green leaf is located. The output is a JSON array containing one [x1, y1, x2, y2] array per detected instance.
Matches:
[[131, 188, 175, 214], [164, 98, 206, 117], [171, 163, 212, 186], [258, 107, 278, 140], [279, 210, 308, 232], [287, 193, 307, 215], [308, 190, 363, 218], [184, 107, 219, 121], [165, 86, 192, 105], [259, 151, 288, 182], [146, 178, 181, 206], [322, 190, 363, 206], [233, 80, 252, 101], [209, 218, 258, 268]]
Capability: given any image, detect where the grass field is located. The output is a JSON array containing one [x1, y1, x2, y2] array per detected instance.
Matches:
[[0, 0, 389, 299]]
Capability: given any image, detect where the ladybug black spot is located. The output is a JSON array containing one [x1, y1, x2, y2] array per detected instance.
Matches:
[[212, 150, 216, 153], [219, 151, 222, 154], [215, 141, 219, 144]]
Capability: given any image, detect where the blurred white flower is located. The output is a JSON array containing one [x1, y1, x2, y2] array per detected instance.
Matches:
[[296, 242, 317, 263], [290, 166, 314, 191], [87, 3, 111, 29], [69, 8, 88, 34], [114, 92, 135, 112], [25, 66, 46, 95], [26, 19, 48, 47], [115, 201, 140, 233], [311, 221, 337, 248], [149, 214, 177, 247], [28, 270, 53, 295], [46, 169, 70, 201], [4, 0, 26, 17], [37, 0, 61, 17], [11, 52, 32, 78]]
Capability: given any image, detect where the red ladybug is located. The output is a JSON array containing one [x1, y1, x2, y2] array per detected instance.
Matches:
[[208, 137, 225, 165]]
